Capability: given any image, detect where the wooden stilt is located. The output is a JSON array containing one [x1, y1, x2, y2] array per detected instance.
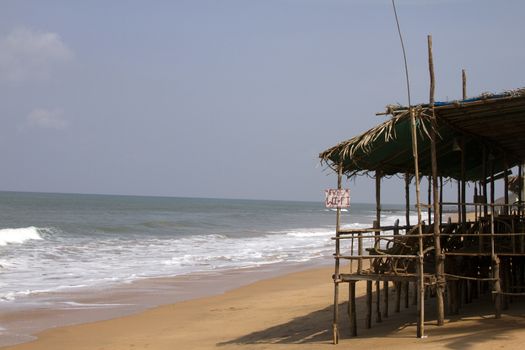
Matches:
[[349, 282, 357, 336], [376, 280, 382, 323], [366, 280, 372, 329], [384, 280, 389, 318], [404, 281, 410, 309], [395, 282, 402, 313], [494, 256, 502, 319]]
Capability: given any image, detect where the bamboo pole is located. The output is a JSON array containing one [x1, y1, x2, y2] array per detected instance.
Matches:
[[457, 180, 461, 223], [332, 164, 343, 344], [428, 34, 445, 326], [483, 147, 488, 218], [375, 171, 382, 323], [440, 177, 443, 225], [405, 173, 411, 229], [384, 280, 389, 318], [462, 69, 467, 100], [396, 282, 402, 312], [519, 165, 523, 218], [504, 158, 509, 215], [409, 106, 425, 338], [461, 139, 466, 223], [366, 280, 372, 329], [349, 282, 357, 336], [428, 176, 432, 225]]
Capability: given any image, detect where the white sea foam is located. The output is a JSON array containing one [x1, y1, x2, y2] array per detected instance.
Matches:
[[0, 227, 44, 246]]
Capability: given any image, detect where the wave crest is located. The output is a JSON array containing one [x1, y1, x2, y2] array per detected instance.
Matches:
[[0, 226, 44, 246]]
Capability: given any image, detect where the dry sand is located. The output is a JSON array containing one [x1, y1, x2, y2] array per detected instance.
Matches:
[[3, 266, 525, 350]]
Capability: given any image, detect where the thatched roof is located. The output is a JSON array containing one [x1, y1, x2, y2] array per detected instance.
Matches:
[[320, 88, 525, 181]]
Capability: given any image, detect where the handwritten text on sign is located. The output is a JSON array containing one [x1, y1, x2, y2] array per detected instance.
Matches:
[[325, 189, 350, 208]]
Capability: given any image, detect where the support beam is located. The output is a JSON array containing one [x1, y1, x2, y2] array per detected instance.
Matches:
[[428, 34, 445, 326], [405, 173, 411, 228], [332, 165, 343, 344], [375, 171, 382, 323]]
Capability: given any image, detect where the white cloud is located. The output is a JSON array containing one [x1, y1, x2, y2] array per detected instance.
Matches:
[[26, 108, 69, 130], [0, 27, 73, 82]]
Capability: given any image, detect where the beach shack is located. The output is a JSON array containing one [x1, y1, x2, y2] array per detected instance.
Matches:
[[319, 42, 525, 343]]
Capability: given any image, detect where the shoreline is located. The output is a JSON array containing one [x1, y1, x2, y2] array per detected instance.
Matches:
[[0, 258, 331, 348], [4, 263, 525, 349]]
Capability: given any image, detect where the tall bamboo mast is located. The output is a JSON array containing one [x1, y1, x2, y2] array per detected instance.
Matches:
[[392, 0, 425, 337], [428, 34, 445, 326]]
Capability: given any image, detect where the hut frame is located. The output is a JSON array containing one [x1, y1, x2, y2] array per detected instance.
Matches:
[[320, 36, 525, 343]]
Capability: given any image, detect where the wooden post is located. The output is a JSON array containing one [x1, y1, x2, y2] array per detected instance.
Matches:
[[504, 158, 509, 215], [428, 34, 445, 326], [405, 173, 411, 230], [409, 106, 425, 338], [358, 232, 363, 274], [475, 186, 479, 222], [375, 171, 382, 323], [518, 164, 523, 216], [428, 176, 432, 225], [462, 69, 467, 100], [490, 158, 495, 216], [440, 177, 443, 225], [332, 165, 343, 344], [384, 280, 389, 318], [366, 280, 372, 329], [349, 282, 357, 336], [494, 256, 502, 319], [483, 147, 488, 218], [395, 282, 402, 313], [432, 138, 446, 320], [461, 139, 466, 223], [405, 281, 410, 308], [457, 179, 461, 223]]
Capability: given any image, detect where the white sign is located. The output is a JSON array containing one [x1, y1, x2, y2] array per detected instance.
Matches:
[[325, 189, 350, 208]]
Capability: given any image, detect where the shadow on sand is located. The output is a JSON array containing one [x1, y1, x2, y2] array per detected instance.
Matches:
[[218, 287, 525, 348]]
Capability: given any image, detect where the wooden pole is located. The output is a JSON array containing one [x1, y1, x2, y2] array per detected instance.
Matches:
[[428, 176, 432, 225], [375, 171, 382, 323], [349, 282, 357, 336], [494, 256, 502, 318], [332, 164, 343, 344], [428, 34, 445, 326], [409, 106, 425, 338], [504, 158, 509, 215], [405, 173, 411, 229], [462, 69, 467, 100], [483, 147, 488, 218], [457, 179, 461, 223], [519, 165, 523, 217], [459, 68, 467, 222], [396, 282, 402, 313], [490, 157, 495, 216], [384, 280, 389, 318], [366, 280, 372, 329], [440, 177, 443, 225], [461, 139, 466, 223]]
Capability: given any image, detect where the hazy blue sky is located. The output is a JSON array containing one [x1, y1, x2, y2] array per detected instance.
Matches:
[[0, 0, 523, 202]]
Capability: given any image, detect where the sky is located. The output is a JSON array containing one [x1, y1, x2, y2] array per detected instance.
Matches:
[[0, 0, 524, 203]]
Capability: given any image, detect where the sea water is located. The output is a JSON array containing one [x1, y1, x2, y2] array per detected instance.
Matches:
[[0, 191, 412, 343]]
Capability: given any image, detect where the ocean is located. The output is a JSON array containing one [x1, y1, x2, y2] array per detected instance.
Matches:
[[0, 191, 411, 345]]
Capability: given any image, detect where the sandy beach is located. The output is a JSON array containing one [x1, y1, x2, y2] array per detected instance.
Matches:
[[3, 265, 525, 350]]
